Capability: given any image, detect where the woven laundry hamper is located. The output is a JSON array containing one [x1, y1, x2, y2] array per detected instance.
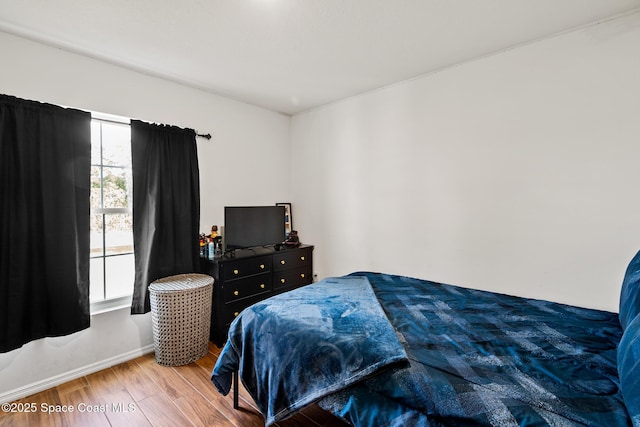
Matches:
[[149, 273, 213, 366]]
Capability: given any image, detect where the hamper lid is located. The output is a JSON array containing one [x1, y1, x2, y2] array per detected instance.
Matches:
[[149, 273, 213, 293]]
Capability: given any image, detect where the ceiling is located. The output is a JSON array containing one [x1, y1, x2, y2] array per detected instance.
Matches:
[[1, 1, 639, 116]]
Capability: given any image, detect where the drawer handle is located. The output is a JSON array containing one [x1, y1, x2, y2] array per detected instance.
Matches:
[[280, 260, 286, 265], [281, 278, 286, 284], [260, 283, 265, 289], [301, 256, 305, 261], [233, 290, 239, 296], [301, 273, 305, 278], [260, 264, 265, 269], [233, 269, 239, 275], [234, 312, 239, 317]]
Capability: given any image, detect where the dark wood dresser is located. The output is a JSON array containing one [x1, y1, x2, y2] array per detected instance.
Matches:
[[200, 244, 314, 346]]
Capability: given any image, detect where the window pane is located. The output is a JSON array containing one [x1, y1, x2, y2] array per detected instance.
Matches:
[[90, 166, 102, 209], [101, 122, 131, 166], [106, 254, 134, 299], [90, 257, 105, 302], [102, 167, 131, 208], [90, 117, 134, 304], [105, 214, 133, 255], [90, 214, 104, 257], [91, 121, 101, 164]]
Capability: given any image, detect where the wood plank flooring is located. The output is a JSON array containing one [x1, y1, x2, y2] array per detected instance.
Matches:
[[0, 343, 350, 427]]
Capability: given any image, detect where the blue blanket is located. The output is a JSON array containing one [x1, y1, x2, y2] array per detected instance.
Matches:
[[319, 272, 629, 426], [212, 271, 633, 426], [211, 276, 408, 425]]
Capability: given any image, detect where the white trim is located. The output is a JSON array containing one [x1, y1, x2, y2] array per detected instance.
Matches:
[[91, 111, 131, 125], [90, 207, 132, 215], [0, 344, 155, 404], [90, 295, 132, 315]]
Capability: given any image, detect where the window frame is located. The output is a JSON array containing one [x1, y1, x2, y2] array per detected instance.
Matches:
[[89, 113, 134, 313]]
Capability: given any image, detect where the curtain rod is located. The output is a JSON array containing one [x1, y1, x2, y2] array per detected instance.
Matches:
[[91, 112, 212, 140]]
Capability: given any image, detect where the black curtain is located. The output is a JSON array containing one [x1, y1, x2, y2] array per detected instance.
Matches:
[[0, 94, 91, 353], [130, 120, 200, 314]]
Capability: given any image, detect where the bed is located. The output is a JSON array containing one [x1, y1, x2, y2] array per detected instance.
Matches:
[[211, 251, 640, 426]]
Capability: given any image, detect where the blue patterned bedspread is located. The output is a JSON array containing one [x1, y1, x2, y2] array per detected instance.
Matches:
[[211, 276, 408, 425], [318, 272, 629, 426]]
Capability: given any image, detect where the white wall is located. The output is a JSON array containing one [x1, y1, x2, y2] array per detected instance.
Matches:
[[0, 31, 291, 401], [291, 11, 640, 313]]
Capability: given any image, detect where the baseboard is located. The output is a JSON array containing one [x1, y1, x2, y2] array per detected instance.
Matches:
[[0, 344, 155, 404]]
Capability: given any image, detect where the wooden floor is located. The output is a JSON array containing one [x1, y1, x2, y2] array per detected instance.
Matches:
[[0, 343, 350, 427]]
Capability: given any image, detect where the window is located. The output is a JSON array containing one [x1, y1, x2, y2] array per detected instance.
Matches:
[[90, 114, 134, 306]]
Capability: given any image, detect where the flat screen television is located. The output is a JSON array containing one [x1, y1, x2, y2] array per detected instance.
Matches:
[[224, 206, 286, 250]]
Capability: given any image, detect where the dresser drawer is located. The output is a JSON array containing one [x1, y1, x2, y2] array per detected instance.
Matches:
[[222, 274, 271, 303], [204, 244, 314, 346], [221, 255, 272, 281], [273, 248, 312, 271], [221, 303, 246, 326], [221, 297, 263, 326], [273, 266, 312, 291]]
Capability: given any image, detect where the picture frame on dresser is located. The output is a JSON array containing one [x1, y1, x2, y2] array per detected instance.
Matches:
[[276, 202, 292, 238]]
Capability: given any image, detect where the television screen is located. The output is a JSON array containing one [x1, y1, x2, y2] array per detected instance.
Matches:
[[224, 206, 286, 250]]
